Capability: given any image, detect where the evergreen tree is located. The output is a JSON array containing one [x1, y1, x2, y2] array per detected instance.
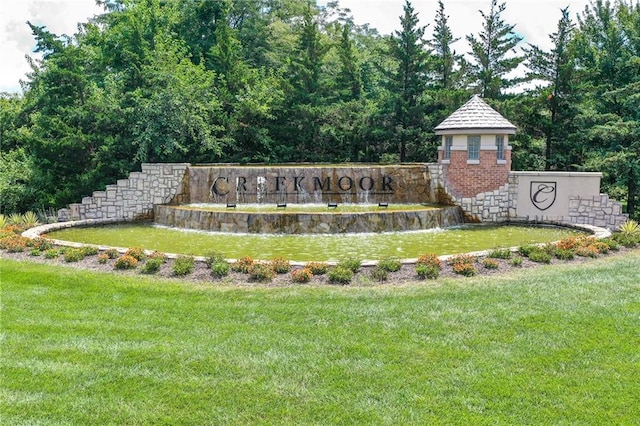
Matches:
[[466, 0, 523, 98], [427, 0, 462, 89]]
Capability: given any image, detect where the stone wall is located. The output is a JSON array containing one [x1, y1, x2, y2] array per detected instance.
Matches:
[[567, 194, 628, 229], [58, 163, 189, 221]]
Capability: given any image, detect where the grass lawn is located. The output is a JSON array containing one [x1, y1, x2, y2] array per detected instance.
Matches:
[[1, 251, 639, 424]]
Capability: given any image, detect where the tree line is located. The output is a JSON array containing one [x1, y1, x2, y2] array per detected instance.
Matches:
[[1, 0, 638, 218]]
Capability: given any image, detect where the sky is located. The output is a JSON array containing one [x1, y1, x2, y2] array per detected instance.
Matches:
[[0, 0, 593, 94]]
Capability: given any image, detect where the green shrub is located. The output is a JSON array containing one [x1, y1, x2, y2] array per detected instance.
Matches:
[[592, 241, 609, 254], [64, 248, 85, 263], [104, 248, 119, 259], [602, 238, 619, 251], [488, 248, 512, 259], [291, 268, 312, 283], [416, 254, 443, 269], [97, 253, 110, 264], [554, 248, 575, 260], [270, 257, 291, 274], [337, 258, 361, 273], [205, 251, 226, 267], [370, 267, 388, 282], [248, 263, 275, 282], [29, 249, 42, 256], [0, 214, 7, 228], [231, 256, 254, 273], [44, 249, 60, 259], [305, 262, 329, 275], [511, 256, 524, 267], [452, 262, 477, 276], [618, 219, 639, 236], [114, 255, 138, 270], [173, 256, 195, 276], [141, 257, 164, 274], [211, 261, 230, 278], [327, 266, 353, 284], [21, 211, 40, 228], [8, 213, 23, 225], [80, 245, 99, 256], [528, 248, 552, 264], [125, 247, 146, 261], [612, 233, 639, 247], [328, 266, 353, 284], [377, 257, 402, 272], [482, 258, 500, 269], [416, 263, 439, 279], [518, 244, 537, 257]]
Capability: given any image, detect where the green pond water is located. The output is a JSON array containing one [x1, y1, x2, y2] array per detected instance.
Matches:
[[48, 223, 583, 262]]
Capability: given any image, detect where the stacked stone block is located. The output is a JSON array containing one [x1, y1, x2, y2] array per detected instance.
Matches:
[[568, 194, 628, 230], [58, 163, 189, 221]]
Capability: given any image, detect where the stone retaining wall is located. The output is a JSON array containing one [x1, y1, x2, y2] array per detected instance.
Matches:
[[58, 163, 189, 221]]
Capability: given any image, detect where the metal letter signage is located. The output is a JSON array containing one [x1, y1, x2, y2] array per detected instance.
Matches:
[[530, 181, 557, 211]]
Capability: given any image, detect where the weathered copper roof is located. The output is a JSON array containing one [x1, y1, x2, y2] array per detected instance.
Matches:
[[434, 95, 516, 133]]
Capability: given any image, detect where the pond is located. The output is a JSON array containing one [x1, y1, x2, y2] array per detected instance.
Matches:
[[47, 223, 584, 262]]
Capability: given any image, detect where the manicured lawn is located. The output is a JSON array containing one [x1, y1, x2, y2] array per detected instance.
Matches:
[[1, 252, 639, 424]]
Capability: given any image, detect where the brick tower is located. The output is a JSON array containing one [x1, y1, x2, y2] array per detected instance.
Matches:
[[435, 95, 516, 198]]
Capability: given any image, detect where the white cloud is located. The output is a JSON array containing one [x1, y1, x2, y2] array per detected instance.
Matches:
[[0, 0, 103, 93]]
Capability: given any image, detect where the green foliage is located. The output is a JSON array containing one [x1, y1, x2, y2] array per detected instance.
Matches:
[[141, 257, 164, 274], [518, 245, 537, 257], [554, 249, 575, 260], [377, 257, 402, 272], [21, 211, 41, 228], [337, 258, 361, 273], [327, 266, 353, 285], [416, 254, 443, 269], [619, 220, 639, 237], [528, 248, 553, 264], [114, 255, 138, 270], [488, 248, 512, 259], [482, 258, 500, 269], [104, 248, 119, 259], [370, 267, 388, 282], [44, 249, 60, 259], [63, 248, 85, 263], [205, 251, 226, 267], [173, 256, 195, 276], [80, 246, 99, 256], [415, 263, 440, 279], [31, 237, 53, 251], [511, 256, 524, 267], [97, 253, 110, 264], [248, 263, 275, 282], [210, 261, 230, 279], [0, 215, 7, 228], [29, 249, 42, 257]]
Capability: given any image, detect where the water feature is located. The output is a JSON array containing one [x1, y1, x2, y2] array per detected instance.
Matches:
[[47, 223, 583, 262]]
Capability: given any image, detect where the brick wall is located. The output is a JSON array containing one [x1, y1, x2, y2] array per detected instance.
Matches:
[[441, 150, 511, 198]]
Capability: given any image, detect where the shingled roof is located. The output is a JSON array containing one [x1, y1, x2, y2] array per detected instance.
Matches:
[[434, 95, 516, 133]]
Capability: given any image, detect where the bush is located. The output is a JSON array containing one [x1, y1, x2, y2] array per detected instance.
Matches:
[[305, 261, 329, 275], [528, 248, 552, 264], [80, 245, 99, 256], [97, 253, 110, 264], [114, 255, 138, 270], [370, 267, 388, 282], [31, 237, 54, 251], [104, 248, 119, 259], [29, 249, 42, 256], [44, 249, 60, 259], [231, 256, 254, 273], [618, 219, 639, 237], [377, 257, 402, 272], [452, 262, 477, 276], [0, 235, 29, 252], [511, 256, 523, 267], [554, 249, 575, 260], [482, 258, 500, 269], [0, 215, 7, 228], [488, 248, 512, 259], [21, 211, 40, 228], [291, 268, 312, 283], [592, 241, 610, 254], [518, 244, 537, 257], [337, 257, 361, 273], [173, 256, 195, 276], [141, 257, 164, 274], [612, 233, 639, 247], [125, 247, 146, 261], [148, 251, 167, 262], [416, 264, 439, 279], [270, 257, 291, 274], [602, 238, 619, 251], [64, 248, 85, 263], [248, 263, 275, 282], [211, 261, 230, 278], [448, 254, 476, 266], [416, 253, 443, 269], [205, 251, 226, 267], [328, 266, 353, 284], [575, 245, 599, 258]]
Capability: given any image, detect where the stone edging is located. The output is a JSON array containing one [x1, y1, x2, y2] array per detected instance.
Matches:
[[23, 219, 611, 267]]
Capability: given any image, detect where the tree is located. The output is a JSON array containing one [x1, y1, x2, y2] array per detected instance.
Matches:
[[525, 7, 580, 170], [466, 0, 523, 98], [386, 0, 431, 162], [427, 0, 463, 90]]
